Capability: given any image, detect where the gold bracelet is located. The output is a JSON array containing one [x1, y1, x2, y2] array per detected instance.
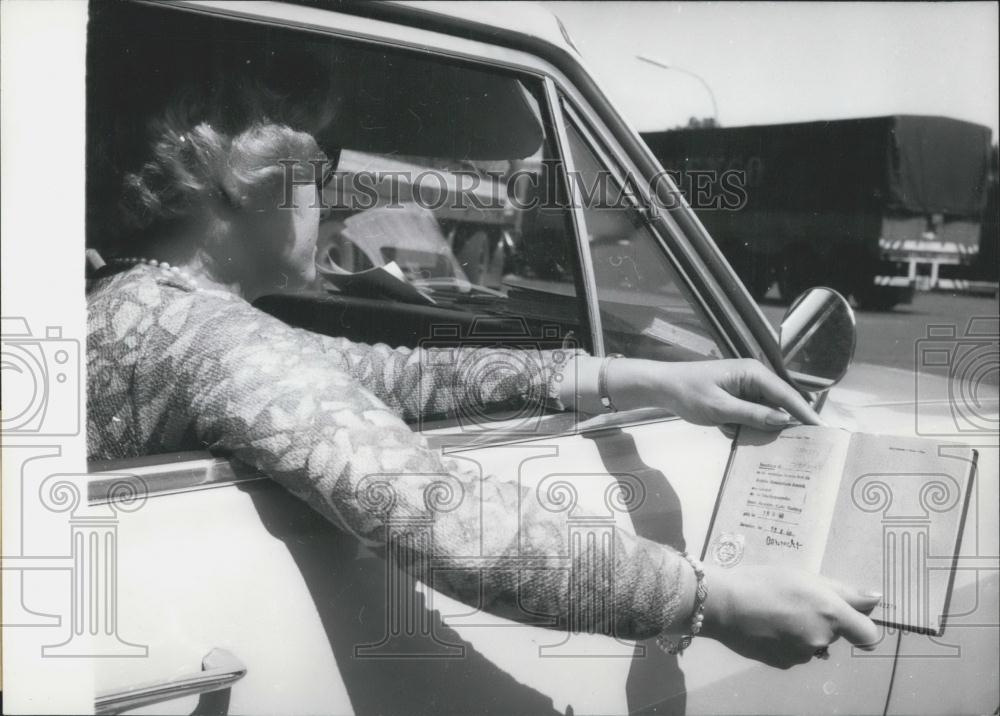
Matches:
[[656, 552, 707, 656]]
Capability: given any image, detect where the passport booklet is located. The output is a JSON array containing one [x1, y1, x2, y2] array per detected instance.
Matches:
[[703, 426, 977, 635]]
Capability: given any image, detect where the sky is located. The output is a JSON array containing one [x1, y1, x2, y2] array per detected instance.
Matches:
[[544, 2, 999, 141]]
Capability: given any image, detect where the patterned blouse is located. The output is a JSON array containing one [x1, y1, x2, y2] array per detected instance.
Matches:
[[87, 264, 687, 640]]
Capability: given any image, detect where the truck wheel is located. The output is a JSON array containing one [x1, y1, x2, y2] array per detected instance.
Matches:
[[745, 272, 773, 302], [745, 259, 774, 301], [849, 267, 900, 311], [737, 261, 773, 301], [777, 246, 821, 303], [853, 284, 899, 311], [726, 246, 773, 301]]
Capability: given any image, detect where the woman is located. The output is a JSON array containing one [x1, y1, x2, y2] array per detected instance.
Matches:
[[87, 116, 880, 671]]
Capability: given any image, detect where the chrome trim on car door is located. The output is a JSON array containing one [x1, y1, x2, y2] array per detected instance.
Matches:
[[88, 452, 267, 505], [94, 648, 247, 715], [544, 76, 606, 356], [557, 98, 738, 361], [423, 407, 680, 453]]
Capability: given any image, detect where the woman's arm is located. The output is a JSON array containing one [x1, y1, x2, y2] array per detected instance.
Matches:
[[560, 354, 824, 429], [124, 287, 877, 663], [314, 334, 822, 433], [313, 333, 586, 423], [133, 292, 694, 639]]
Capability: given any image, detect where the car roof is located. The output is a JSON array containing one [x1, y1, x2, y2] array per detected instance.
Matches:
[[389, 1, 579, 56]]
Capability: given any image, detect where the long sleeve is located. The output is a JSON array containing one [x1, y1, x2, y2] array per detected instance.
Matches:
[[313, 333, 584, 423], [88, 269, 690, 640]]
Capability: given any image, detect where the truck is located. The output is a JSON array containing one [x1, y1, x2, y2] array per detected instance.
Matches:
[[642, 115, 994, 308]]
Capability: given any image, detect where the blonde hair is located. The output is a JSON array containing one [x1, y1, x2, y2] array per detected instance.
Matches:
[[120, 114, 326, 236]]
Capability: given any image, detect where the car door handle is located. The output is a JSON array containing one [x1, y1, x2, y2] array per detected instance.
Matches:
[[94, 648, 247, 715]]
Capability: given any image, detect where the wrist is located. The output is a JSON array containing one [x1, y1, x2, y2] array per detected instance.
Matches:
[[698, 563, 734, 640], [604, 357, 662, 413], [665, 549, 699, 633], [558, 355, 603, 413], [657, 551, 707, 655], [598, 353, 625, 412]]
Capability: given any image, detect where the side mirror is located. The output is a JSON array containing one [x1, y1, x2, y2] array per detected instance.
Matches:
[[780, 287, 857, 392]]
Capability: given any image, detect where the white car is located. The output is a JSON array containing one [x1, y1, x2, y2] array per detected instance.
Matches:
[[82, 2, 998, 715]]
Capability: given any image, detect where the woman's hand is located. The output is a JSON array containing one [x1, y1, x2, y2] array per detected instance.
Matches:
[[649, 358, 823, 430], [701, 565, 882, 669], [599, 357, 823, 430]]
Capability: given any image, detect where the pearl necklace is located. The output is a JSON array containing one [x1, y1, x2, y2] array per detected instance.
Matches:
[[112, 257, 201, 291]]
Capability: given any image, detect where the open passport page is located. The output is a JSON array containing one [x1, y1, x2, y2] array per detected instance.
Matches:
[[703, 426, 977, 635]]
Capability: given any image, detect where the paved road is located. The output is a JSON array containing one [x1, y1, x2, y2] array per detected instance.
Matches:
[[757, 289, 999, 384]]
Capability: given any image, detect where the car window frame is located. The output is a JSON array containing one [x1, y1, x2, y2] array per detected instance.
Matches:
[[239, 0, 795, 374], [160, 1, 762, 343], [552, 95, 737, 361]]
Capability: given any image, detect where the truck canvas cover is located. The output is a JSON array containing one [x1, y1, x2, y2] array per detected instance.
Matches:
[[643, 115, 993, 218]]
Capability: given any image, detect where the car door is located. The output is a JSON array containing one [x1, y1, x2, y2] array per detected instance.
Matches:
[[85, 3, 896, 715], [541, 94, 897, 716]]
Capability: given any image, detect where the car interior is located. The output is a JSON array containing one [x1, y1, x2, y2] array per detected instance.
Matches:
[[87, 1, 726, 431]]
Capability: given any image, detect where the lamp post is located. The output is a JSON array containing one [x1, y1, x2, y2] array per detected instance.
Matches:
[[636, 54, 719, 126]]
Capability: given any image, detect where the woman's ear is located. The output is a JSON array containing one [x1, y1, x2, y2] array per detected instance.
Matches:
[[216, 174, 248, 211], [195, 199, 248, 280]]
